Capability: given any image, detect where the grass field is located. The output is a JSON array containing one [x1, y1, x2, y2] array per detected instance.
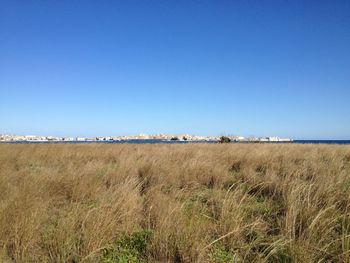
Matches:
[[0, 144, 350, 262]]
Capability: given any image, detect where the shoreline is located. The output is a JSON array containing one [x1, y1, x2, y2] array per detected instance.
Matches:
[[1, 140, 349, 145]]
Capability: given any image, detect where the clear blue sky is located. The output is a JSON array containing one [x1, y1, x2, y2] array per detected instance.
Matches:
[[1, 0, 349, 139]]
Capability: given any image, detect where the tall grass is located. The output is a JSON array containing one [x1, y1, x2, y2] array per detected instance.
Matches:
[[0, 144, 349, 262]]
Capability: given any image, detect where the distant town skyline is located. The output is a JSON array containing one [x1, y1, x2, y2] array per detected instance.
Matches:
[[0, 133, 293, 143], [1, 1, 349, 139]]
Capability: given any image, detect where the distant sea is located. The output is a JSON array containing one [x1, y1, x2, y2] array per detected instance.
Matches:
[[1, 140, 350, 145], [293, 140, 350, 145]]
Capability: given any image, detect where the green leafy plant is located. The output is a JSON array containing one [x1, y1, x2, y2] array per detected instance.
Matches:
[[209, 244, 238, 262], [101, 229, 153, 263]]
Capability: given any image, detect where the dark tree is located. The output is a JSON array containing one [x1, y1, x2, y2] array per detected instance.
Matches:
[[219, 136, 231, 143]]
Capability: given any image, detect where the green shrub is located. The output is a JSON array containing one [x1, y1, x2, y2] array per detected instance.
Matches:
[[219, 136, 231, 143]]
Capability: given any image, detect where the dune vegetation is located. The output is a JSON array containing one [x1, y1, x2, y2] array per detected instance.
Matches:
[[0, 143, 350, 262]]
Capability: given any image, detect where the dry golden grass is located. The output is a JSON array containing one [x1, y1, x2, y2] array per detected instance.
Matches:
[[0, 143, 350, 262]]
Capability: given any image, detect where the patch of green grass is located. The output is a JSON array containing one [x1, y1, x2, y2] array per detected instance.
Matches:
[[264, 244, 293, 263], [209, 244, 239, 263], [242, 197, 274, 221], [101, 229, 153, 263], [182, 189, 220, 220]]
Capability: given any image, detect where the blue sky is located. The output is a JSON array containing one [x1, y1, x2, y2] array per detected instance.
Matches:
[[1, 0, 349, 139]]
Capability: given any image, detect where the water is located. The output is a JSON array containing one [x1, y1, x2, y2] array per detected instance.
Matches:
[[1, 139, 350, 144], [293, 140, 350, 145]]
